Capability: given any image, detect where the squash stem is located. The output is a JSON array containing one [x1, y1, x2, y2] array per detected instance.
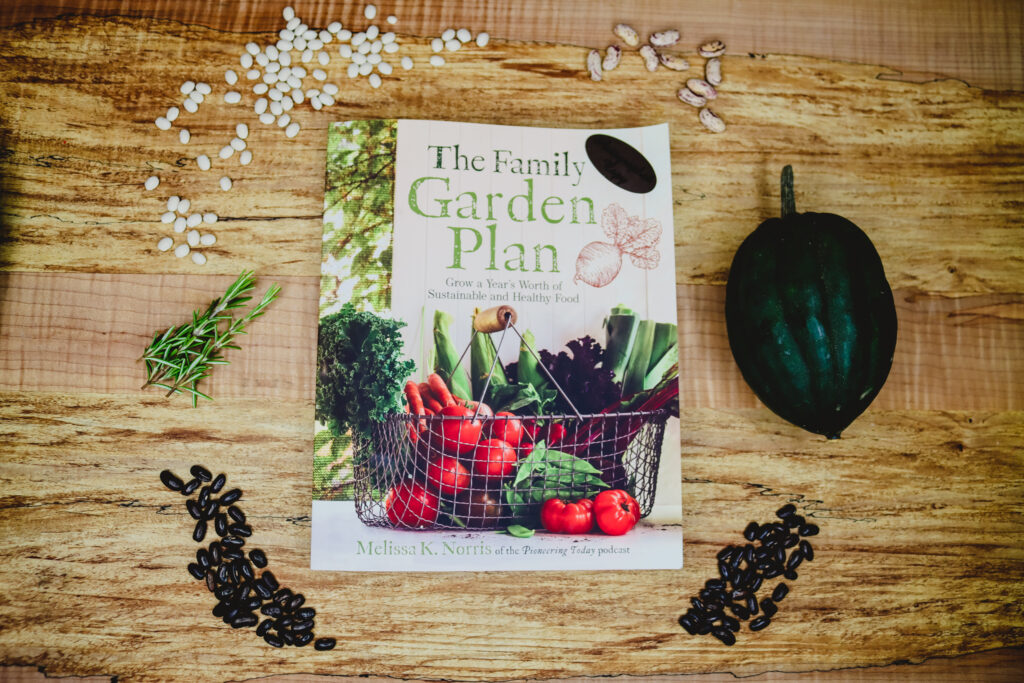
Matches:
[[780, 165, 796, 217]]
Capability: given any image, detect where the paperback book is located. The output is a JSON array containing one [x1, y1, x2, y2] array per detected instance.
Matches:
[[312, 119, 681, 571]]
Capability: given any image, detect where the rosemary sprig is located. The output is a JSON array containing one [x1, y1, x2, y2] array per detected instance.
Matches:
[[141, 270, 281, 407]]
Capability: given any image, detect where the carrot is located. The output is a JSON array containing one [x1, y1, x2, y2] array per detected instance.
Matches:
[[427, 373, 455, 408], [418, 382, 435, 403], [404, 380, 427, 437], [425, 397, 443, 413]]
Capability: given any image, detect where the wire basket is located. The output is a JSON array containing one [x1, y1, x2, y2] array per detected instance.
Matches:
[[351, 305, 671, 530]]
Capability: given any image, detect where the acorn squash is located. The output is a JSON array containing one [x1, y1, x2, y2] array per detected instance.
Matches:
[[725, 166, 897, 439]]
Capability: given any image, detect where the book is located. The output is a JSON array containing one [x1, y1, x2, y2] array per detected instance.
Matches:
[[313, 119, 681, 571]]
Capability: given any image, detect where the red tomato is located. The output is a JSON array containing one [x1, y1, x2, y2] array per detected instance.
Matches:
[[593, 489, 641, 535], [425, 454, 470, 497], [430, 405, 483, 455], [489, 412, 523, 447], [540, 497, 595, 534], [385, 482, 440, 528], [466, 401, 494, 418], [470, 439, 518, 481]]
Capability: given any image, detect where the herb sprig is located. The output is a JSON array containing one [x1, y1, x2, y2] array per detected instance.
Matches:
[[141, 270, 281, 406]]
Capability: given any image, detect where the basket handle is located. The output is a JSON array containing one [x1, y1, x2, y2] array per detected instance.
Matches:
[[473, 305, 517, 333]]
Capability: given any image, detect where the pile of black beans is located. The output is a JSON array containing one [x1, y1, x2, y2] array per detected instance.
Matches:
[[160, 465, 337, 651], [678, 503, 819, 645]]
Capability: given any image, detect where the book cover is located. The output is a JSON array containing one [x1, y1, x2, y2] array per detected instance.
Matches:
[[312, 119, 681, 571]]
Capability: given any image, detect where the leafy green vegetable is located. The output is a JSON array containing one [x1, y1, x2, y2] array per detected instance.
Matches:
[[503, 441, 608, 523], [621, 320, 655, 398], [433, 309, 472, 400], [316, 303, 415, 442], [603, 304, 639, 383], [537, 336, 620, 414], [504, 524, 535, 538]]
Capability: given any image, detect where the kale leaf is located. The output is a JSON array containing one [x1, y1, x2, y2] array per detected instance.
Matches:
[[535, 335, 621, 415]]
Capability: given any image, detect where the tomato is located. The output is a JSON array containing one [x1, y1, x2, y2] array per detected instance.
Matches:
[[466, 401, 493, 417], [489, 412, 523, 447], [425, 454, 470, 497], [593, 489, 641, 535], [470, 439, 518, 481], [540, 497, 595, 534], [453, 489, 507, 528], [385, 482, 440, 528], [430, 405, 483, 455]]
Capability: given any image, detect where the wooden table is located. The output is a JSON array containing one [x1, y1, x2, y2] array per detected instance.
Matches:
[[1, 1, 1022, 681]]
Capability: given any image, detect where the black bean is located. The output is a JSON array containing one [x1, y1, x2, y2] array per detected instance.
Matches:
[[228, 506, 246, 524], [214, 513, 228, 537], [253, 580, 273, 600], [249, 549, 267, 568], [695, 621, 713, 635], [776, 504, 796, 518], [763, 565, 782, 579], [224, 606, 241, 622], [237, 559, 254, 581], [217, 564, 231, 585], [203, 500, 218, 520], [760, 598, 778, 618], [727, 603, 749, 620], [784, 515, 804, 529], [222, 536, 245, 548], [229, 561, 242, 585], [247, 597, 262, 611], [281, 630, 296, 645], [220, 488, 242, 505], [264, 633, 283, 648], [257, 619, 273, 637], [748, 575, 763, 593], [678, 614, 698, 635], [296, 607, 316, 620], [261, 603, 283, 618], [786, 552, 803, 571], [228, 524, 252, 538], [187, 562, 205, 580], [705, 578, 725, 591], [222, 548, 243, 561], [784, 533, 799, 548], [274, 588, 292, 603], [717, 560, 732, 582], [314, 637, 336, 651], [749, 615, 771, 631], [799, 523, 819, 537], [746, 595, 759, 616], [210, 473, 226, 494], [690, 597, 704, 612], [205, 572, 216, 592], [231, 613, 258, 629], [292, 619, 314, 632], [182, 478, 201, 496], [160, 470, 184, 491], [262, 571, 279, 591], [215, 585, 234, 601], [799, 540, 814, 561], [297, 631, 316, 646], [784, 569, 798, 580], [711, 628, 736, 646], [722, 616, 741, 632], [192, 519, 207, 542], [196, 548, 210, 569], [209, 542, 222, 565], [186, 499, 203, 520], [772, 583, 789, 602], [743, 544, 756, 565], [197, 486, 210, 508], [190, 465, 212, 482], [212, 602, 228, 618], [716, 545, 735, 561], [756, 525, 776, 542], [743, 522, 759, 541], [288, 594, 305, 611]]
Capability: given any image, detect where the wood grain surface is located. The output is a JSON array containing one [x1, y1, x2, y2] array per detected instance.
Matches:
[[0, 1, 1022, 682]]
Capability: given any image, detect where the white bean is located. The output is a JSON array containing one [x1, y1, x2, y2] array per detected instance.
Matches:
[[266, 61, 280, 73], [196, 82, 211, 95], [320, 93, 335, 106], [290, 89, 304, 104], [144, 175, 159, 191], [369, 73, 382, 88], [255, 97, 268, 114], [245, 42, 260, 56], [179, 128, 190, 144], [161, 211, 175, 223], [155, 116, 171, 130], [157, 236, 173, 252], [187, 213, 202, 227], [358, 62, 373, 75], [383, 42, 399, 53], [322, 83, 339, 95], [188, 90, 204, 103], [381, 31, 395, 44], [430, 38, 443, 52], [200, 233, 217, 245], [277, 113, 291, 127], [196, 154, 211, 170], [351, 31, 366, 46], [180, 80, 196, 95], [191, 251, 207, 266], [174, 216, 187, 232], [225, 69, 238, 85], [352, 52, 367, 65], [279, 28, 294, 42], [255, 53, 269, 67], [236, 123, 248, 139], [187, 229, 200, 247], [310, 95, 322, 110], [283, 6, 295, 21], [253, 83, 268, 94], [429, 55, 445, 67], [219, 176, 232, 191], [327, 22, 342, 34], [241, 53, 254, 69], [319, 30, 332, 43], [166, 106, 179, 122], [364, 4, 377, 20], [441, 28, 456, 42], [268, 88, 282, 101], [377, 61, 392, 76], [269, 100, 283, 116], [386, 15, 397, 25], [178, 198, 190, 214], [347, 63, 359, 78], [174, 243, 190, 258], [224, 91, 242, 104], [288, 38, 302, 52], [246, 69, 261, 80], [167, 195, 180, 212], [456, 28, 472, 43], [266, 45, 279, 60], [285, 122, 300, 138], [338, 44, 353, 58], [367, 53, 381, 65], [313, 68, 327, 81], [202, 213, 217, 224], [279, 51, 292, 66], [239, 150, 253, 166], [230, 137, 246, 151], [259, 112, 275, 124], [401, 56, 413, 70], [287, 75, 302, 89], [445, 39, 460, 52], [366, 24, 379, 40], [183, 98, 198, 113], [357, 41, 371, 55], [475, 32, 490, 47], [219, 145, 234, 159]]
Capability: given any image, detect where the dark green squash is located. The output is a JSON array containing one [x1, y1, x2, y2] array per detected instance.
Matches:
[[725, 166, 897, 439]]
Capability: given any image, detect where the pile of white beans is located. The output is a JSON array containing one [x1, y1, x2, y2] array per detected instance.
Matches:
[[144, 4, 491, 265]]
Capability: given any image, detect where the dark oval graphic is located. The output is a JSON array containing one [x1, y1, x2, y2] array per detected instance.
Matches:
[[584, 134, 657, 194]]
